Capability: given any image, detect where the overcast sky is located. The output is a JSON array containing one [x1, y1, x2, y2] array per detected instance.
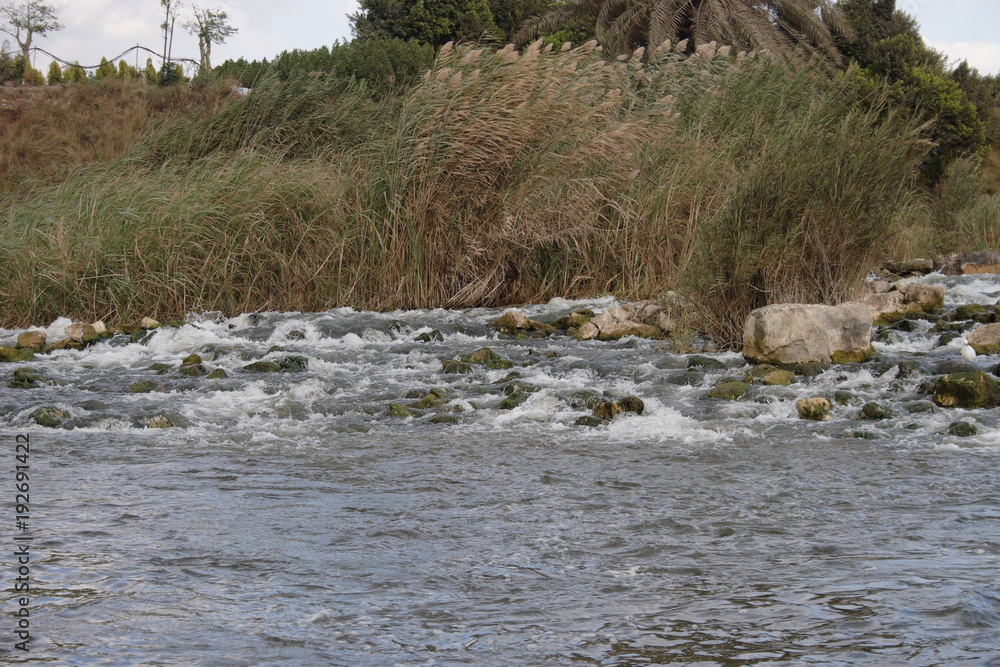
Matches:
[[10, 1, 1000, 76]]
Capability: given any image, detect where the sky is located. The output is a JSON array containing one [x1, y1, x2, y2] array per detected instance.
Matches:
[[7, 0, 1000, 76]]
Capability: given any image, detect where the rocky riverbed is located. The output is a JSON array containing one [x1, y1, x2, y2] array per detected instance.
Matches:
[[1, 272, 998, 665]]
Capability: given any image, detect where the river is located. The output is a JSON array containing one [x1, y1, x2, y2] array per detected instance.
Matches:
[[1, 273, 998, 665]]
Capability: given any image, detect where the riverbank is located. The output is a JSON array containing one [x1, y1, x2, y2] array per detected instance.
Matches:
[[2, 44, 999, 346]]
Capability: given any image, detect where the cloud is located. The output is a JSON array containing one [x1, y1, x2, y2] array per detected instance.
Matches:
[[929, 41, 1000, 75]]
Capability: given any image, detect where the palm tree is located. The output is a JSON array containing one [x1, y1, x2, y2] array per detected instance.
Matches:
[[514, 0, 846, 61]]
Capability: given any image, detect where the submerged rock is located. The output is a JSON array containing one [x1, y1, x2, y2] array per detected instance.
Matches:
[[8, 368, 43, 389], [948, 421, 978, 437], [933, 371, 1000, 409], [243, 361, 282, 373], [498, 392, 531, 410], [705, 382, 751, 400], [130, 381, 158, 393], [31, 406, 70, 427], [575, 415, 609, 427], [743, 303, 872, 365], [442, 361, 474, 374], [415, 330, 444, 343], [206, 369, 228, 380], [144, 415, 174, 428], [388, 403, 420, 418], [858, 402, 895, 420]]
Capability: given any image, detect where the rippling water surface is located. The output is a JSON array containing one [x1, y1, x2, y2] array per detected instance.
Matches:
[[2, 275, 999, 665]]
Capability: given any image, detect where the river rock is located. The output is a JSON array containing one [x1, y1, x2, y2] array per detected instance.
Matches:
[[31, 406, 70, 427], [936, 250, 1000, 275], [797, 397, 832, 421], [742, 303, 873, 365], [9, 368, 43, 389], [16, 331, 46, 351], [967, 323, 1000, 355], [584, 307, 662, 341], [883, 258, 934, 276], [65, 322, 99, 344], [760, 370, 795, 386], [0, 346, 35, 362], [388, 403, 419, 418], [858, 402, 895, 420], [897, 281, 946, 312], [138, 317, 161, 329], [933, 371, 1000, 409], [706, 381, 751, 400], [461, 348, 500, 365], [948, 421, 978, 437], [491, 310, 554, 335]]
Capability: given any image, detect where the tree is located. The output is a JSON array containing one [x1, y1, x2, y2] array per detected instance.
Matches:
[[487, 0, 556, 42], [160, 0, 181, 66], [45, 57, 59, 83], [144, 57, 158, 84], [184, 6, 236, 72], [95, 56, 116, 79], [118, 59, 138, 79], [0, 0, 62, 81], [63, 59, 85, 82], [350, 0, 496, 48], [514, 0, 846, 59]]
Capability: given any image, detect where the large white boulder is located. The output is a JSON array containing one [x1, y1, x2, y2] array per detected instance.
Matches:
[[743, 302, 873, 364]]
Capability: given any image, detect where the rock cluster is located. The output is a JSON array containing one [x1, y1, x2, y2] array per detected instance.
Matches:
[[860, 280, 945, 325]]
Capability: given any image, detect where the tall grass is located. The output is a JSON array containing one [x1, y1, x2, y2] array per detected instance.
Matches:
[[0, 42, 931, 346]]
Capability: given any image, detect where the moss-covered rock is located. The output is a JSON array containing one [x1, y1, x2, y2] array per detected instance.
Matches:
[[797, 397, 832, 421], [575, 415, 609, 427], [832, 345, 876, 364], [688, 355, 725, 370], [554, 311, 592, 330], [486, 359, 516, 370], [905, 401, 935, 414], [409, 395, 448, 409], [933, 371, 1000, 409], [954, 304, 993, 321], [760, 370, 795, 386], [593, 401, 625, 420], [498, 392, 531, 410], [16, 331, 46, 351], [705, 382, 751, 400], [243, 361, 282, 373], [0, 346, 35, 363], [429, 414, 460, 424], [618, 396, 645, 415], [491, 310, 554, 335], [785, 362, 829, 377], [858, 402, 895, 420], [181, 353, 202, 367], [144, 415, 174, 428], [178, 363, 207, 377], [461, 348, 500, 365], [9, 368, 43, 389], [130, 381, 158, 393], [415, 330, 444, 343], [388, 403, 419, 418], [567, 390, 603, 410], [745, 364, 778, 381], [833, 391, 858, 406], [31, 406, 70, 427], [442, 361, 474, 375], [206, 369, 228, 380], [948, 421, 978, 437]]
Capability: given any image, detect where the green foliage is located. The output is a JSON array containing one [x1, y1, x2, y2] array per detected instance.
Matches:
[[835, 0, 986, 182], [158, 62, 186, 86], [10, 52, 25, 83], [117, 59, 138, 80], [217, 38, 435, 95], [950, 60, 1000, 146], [95, 57, 116, 79], [63, 60, 86, 83], [487, 0, 556, 42], [144, 58, 158, 85], [45, 58, 60, 83], [213, 57, 272, 88], [22, 65, 43, 85], [350, 0, 496, 47]]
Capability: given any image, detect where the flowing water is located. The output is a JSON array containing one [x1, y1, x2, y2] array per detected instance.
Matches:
[[1, 274, 999, 666]]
